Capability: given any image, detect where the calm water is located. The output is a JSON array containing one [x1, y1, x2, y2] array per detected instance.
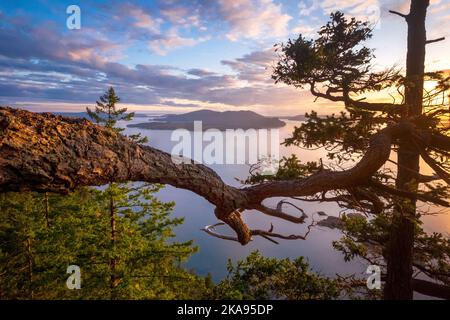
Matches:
[[119, 117, 450, 283]]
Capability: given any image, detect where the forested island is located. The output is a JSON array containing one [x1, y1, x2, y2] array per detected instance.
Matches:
[[127, 109, 286, 130]]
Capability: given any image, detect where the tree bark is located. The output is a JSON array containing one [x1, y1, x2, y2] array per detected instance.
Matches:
[[26, 237, 34, 299], [384, 0, 429, 300], [109, 191, 117, 298], [44, 192, 50, 228], [411, 278, 450, 300]]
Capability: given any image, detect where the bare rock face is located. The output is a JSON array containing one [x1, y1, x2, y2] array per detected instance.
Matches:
[[317, 213, 366, 230], [317, 216, 344, 229], [1, 107, 138, 192]]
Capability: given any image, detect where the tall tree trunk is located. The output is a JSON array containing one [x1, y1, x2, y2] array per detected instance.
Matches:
[[109, 186, 117, 299], [384, 0, 428, 300], [26, 237, 34, 299], [44, 192, 50, 228]]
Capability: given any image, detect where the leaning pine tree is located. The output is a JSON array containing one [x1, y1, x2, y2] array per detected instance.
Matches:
[[267, 1, 449, 299]]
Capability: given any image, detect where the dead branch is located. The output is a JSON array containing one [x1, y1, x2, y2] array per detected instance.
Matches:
[[389, 10, 408, 19], [426, 37, 445, 44]]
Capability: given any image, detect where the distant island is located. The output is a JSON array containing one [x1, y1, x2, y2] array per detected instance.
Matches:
[[50, 111, 149, 119], [127, 110, 286, 131], [281, 114, 307, 121], [280, 114, 328, 121]]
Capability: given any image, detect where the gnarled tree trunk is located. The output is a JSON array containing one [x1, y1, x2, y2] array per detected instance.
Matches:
[[384, 0, 429, 300]]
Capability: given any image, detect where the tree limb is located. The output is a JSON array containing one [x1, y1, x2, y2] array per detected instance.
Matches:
[[411, 278, 450, 300], [419, 150, 450, 185], [389, 10, 408, 19], [368, 179, 450, 207], [426, 37, 445, 44], [253, 202, 307, 224], [0, 107, 414, 244], [309, 84, 404, 113]]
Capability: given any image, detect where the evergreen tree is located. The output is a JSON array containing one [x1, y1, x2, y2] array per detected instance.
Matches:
[[261, 5, 450, 299], [0, 87, 210, 299], [86, 87, 149, 296], [86, 87, 130, 132], [86, 86, 147, 143], [212, 251, 340, 300], [0, 189, 211, 299]]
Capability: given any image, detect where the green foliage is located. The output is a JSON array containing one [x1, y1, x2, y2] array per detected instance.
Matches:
[[273, 11, 375, 92], [332, 213, 450, 287], [75, 88, 207, 298], [211, 251, 340, 300], [86, 87, 147, 144], [0, 87, 213, 299], [0, 190, 343, 300], [87, 87, 129, 132], [414, 232, 450, 281], [271, 11, 401, 165], [285, 111, 381, 161], [0, 189, 211, 299], [244, 155, 319, 184], [268, 9, 450, 297]]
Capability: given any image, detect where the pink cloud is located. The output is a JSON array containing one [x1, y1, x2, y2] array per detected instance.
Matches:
[[217, 0, 292, 41], [148, 28, 210, 55]]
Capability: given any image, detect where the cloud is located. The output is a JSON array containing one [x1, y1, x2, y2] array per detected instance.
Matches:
[[216, 0, 292, 41], [430, 1, 450, 14], [7, 0, 426, 116], [0, 6, 314, 113], [160, 6, 202, 28], [148, 28, 209, 55], [295, 0, 384, 32], [298, 1, 321, 16], [187, 68, 218, 77], [127, 5, 163, 34], [0, 28, 304, 110], [291, 24, 316, 37], [0, 16, 232, 105], [430, 0, 442, 7], [221, 48, 277, 83], [95, 3, 208, 55], [0, 22, 119, 71], [319, 0, 381, 21]]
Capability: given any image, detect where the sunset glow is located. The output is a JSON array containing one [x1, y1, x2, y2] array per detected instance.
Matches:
[[1, 0, 449, 115]]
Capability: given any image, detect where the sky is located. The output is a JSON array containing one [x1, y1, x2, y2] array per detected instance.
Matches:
[[0, 0, 449, 116]]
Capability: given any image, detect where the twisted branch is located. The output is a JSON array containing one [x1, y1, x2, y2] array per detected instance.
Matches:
[[0, 107, 427, 245]]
